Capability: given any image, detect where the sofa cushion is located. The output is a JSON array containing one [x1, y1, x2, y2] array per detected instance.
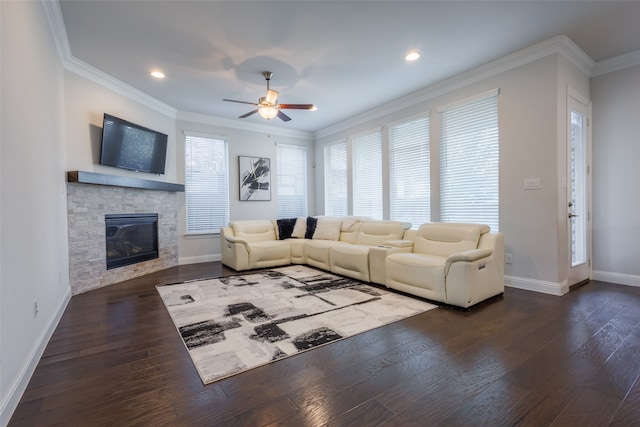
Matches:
[[311, 217, 342, 240], [413, 223, 489, 257], [291, 217, 307, 239], [330, 244, 371, 281], [247, 240, 291, 268], [385, 252, 447, 293], [305, 239, 345, 270]]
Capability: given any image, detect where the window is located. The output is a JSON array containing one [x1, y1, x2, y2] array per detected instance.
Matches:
[[277, 144, 308, 218], [439, 90, 499, 231], [184, 133, 229, 234], [324, 141, 348, 216], [389, 116, 430, 228], [352, 129, 383, 219]]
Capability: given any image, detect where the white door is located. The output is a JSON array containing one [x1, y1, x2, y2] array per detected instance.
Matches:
[[567, 93, 591, 287]]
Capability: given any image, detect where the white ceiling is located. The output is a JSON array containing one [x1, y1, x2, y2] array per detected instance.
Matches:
[[58, 1, 640, 132]]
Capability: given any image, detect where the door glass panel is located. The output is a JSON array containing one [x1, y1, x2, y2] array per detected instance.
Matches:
[[570, 111, 587, 266]]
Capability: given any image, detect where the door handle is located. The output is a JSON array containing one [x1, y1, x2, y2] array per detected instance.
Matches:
[[568, 212, 579, 218]]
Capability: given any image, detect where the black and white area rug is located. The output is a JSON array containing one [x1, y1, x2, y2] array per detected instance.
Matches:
[[157, 265, 437, 384]]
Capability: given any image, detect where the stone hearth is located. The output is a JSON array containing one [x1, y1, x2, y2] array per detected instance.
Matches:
[[67, 180, 180, 295]]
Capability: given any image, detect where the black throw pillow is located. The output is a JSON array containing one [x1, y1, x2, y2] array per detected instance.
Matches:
[[305, 216, 318, 239], [276, 218, 297, 240]]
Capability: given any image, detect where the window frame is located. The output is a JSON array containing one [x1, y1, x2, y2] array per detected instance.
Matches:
[[276, 143, 309, 218], [184, 132, 230, 235]]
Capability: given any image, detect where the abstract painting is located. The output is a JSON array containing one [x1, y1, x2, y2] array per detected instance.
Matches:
[[239, 156, 271, 201]]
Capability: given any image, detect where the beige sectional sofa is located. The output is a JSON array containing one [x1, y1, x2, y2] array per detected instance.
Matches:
[[220, 217, 504, 308], [221, 217, 410, 282]]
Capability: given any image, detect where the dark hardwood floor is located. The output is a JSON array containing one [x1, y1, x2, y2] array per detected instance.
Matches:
[[9, 262, 640, 426]]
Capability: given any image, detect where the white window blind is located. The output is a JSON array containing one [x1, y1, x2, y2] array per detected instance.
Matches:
[[389, 116, 430, 228], [352, 129, 383, 219], [184, 134, 229, 234], [277, 144, 308, 218], [440, 92, 499, 231], [324, 141, 348, 216]]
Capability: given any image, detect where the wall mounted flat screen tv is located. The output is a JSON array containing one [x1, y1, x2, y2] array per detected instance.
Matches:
[[100, 113, 168, 175]]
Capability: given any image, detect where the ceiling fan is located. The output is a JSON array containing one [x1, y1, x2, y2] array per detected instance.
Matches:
[[223, 71, 316, 122]]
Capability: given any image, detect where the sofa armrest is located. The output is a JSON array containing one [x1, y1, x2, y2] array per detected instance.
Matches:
[[369, 244, 413, 285], [223, 234, 251, 252], [221, 226, 251, 270], [382, 239, 414, 249], [221, 227, 250, 252], [444, 248, 493, 274], [444, 248, 503, 308]]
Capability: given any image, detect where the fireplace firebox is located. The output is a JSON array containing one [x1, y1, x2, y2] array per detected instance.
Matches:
[[105, 213, 159, 269]]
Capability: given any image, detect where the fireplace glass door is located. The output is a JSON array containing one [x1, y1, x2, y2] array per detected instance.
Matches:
[[105, 213, 159, 269]]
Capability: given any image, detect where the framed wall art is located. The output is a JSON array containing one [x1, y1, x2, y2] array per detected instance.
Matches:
[[239, 156, 271, 201]]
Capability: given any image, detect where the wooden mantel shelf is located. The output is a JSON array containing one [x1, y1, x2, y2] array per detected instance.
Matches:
[[67, 171, 185, 192]]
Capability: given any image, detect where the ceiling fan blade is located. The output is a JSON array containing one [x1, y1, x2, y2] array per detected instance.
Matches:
[[239, 109, 259, 119], [223, 99, 259, 106], [279, 104, 316, 110], [277, 110, 292, 122], [265, 89, 279, 105]]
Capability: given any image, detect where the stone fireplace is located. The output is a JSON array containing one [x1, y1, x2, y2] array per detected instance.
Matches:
[[66, 171, 183, 295]]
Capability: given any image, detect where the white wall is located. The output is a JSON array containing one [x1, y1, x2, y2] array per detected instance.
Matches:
[[591, 64, 640, 285], [1, 2, 70, 424], [175, 114, 314, 264], [64, 72, 178, 184], [314, 53, 590, 292]]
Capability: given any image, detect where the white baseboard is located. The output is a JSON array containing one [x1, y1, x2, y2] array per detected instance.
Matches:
[[178, 254, 221, 265], [505, 275, 569, 296], [592, 270, 640, 287], [1, 288, 71, 427]]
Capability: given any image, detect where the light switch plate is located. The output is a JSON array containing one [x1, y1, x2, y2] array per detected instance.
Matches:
[[524, 178, 541, 190]]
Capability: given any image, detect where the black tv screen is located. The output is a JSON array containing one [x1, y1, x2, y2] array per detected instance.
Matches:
[[100, 113, 168, 174]]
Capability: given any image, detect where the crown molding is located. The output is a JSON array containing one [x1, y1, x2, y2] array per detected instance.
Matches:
[[42, 0, 177, 119], [176, 111, 313, 141], [315, 35, 595, 140], [592, 49, 640, 77], [41, 0, 71, 61]]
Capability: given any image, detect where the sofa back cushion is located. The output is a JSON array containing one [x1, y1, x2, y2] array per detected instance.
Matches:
[[306, 217, 343, 240], [231, 220, 276, 242], [339, 218, 362, 243], [355, 221, 410, 246], [413, 223, 489, 256]]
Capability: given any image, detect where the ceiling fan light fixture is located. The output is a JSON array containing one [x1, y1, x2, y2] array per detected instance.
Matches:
[[258, 106, 278, 120]]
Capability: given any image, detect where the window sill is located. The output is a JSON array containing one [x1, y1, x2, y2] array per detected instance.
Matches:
[[184, 232, 220, 240]]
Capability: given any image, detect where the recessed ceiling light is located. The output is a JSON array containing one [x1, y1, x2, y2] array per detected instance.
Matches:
[[150, 70, 166, 79], [405, 51, 421, 62]]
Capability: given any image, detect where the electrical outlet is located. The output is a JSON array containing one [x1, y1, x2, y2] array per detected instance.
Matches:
[[33, 301, 39, 319], [505, 253, 513, 264]]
